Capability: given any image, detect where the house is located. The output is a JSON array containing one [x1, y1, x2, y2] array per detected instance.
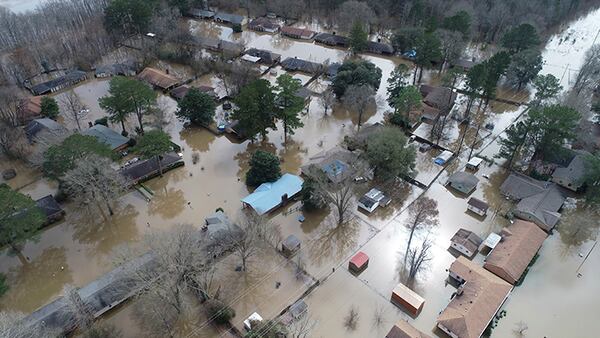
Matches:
[[24, 118, 67, 142], [551, 151, 590, 191], [241, 173, 303, 215], [170, 85, 216, 100], [137, 67, 179, 91], [484, 220, 547, 285], [17, 96, 43, 125], [219, 40, 245, 56], [187, 8, 215, 19], [282, 234, 301, 256], [118, 152, 184, 186], [29, 70, 87, 95], [391, 283, 425, 317], [248, 17, 280, 33], [35, 195, 65, 224], [95, 63, 137, 78], [500, 173, 566, 231], [438, 256, 512, 338], [386, 320, 431, 338], [82, 124, 129, 152], [280, 57, 323, 75], [466, 157, 484, 170], [450, 59, 477, 72], [280, 26, 316, 40], [366, 41, 394, 55], [450, 228, 483, 258], [244, 48, 282, 65], [358, 188, 391, 213], [448, 171, 479, 194], [300, 146, 358, 183], [314, 32, 349, 47], [419, 85, 457, 115], [214, 12, 244, 26], [348, 251, 369, 273], [467, 197, 489, 216], [192, 35, 221, 51]]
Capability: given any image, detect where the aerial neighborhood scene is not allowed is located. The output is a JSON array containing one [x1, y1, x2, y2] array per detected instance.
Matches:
[[0, 0, 600, 337]]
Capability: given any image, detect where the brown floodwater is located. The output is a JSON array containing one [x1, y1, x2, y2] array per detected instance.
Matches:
[[2, 8, 600, 338]]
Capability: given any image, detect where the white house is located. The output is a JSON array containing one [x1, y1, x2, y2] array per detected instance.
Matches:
[[358, 188, 390, 213], [467, 197, 489, 216]]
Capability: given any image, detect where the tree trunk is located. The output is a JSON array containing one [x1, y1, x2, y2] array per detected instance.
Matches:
[[120, 119, 126, 134], [136, 112, 144, 135], [404, 223, 417, 263], [417, 66, 424, 84], [158, 155, 163, 177], [10, 242, 29, 265]]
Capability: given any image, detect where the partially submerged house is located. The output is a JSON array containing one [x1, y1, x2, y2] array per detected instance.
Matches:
[[94, 63, 137, 78], [551, 151, 590, 191], [137, 67, 179, 91], [241, 173, 303, 215], [450, 228, 483, 258], [467, 197, 489, 217], [280, 57, 323, 75], [419, 85, 457, 115], [314, 32, 349, 47], [500, 173, 566, 231], [386, 320, 431, 338], [187, 8, 215, 19], [448, 171, 479, 195], [118, 152, 184, 186], [214, 12, 244, 26], [366, 41, 394, 55], [17, 96, 43, 125], [219, 40, 245, 56], [438, 256, 512, 338], [484, 220, 547, 285], [450, 59, 477, 72], [170, 85, 216, 100], [300, 146, 358, 183], [358, 188, 391, 213], [244, 48, 282, 65], [82, 124, 129, 152], [24, 118, 67, 142], [282, 234, 301, 257], [29, 70, 87, 95], [248, 17, 280, 33], [35, 195, 65, 224], [280, 26, 316, 40]]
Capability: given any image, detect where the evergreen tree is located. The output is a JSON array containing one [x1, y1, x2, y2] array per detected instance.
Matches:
[[246, 150, 281, 187]]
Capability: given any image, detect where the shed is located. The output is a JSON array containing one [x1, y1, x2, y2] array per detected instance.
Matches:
[[24, 118, 67, 141], [241, 174, 303, 215], [466, 157, 483, 170], [481, 233, 502, 253], [467, 197, 489, 216], [282, 234, 301, 256], [82, 124, 129, 151], [358, 188, 389, 213], [434, 150, 453, 165], [391, 283, 425, 316], [348, 251, 369, 273], [448, 171, 479, 194], [367, 41, 394, 55], [243, 312, 263, 331]]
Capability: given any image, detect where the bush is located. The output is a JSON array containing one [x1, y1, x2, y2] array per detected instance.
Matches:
[[0, 273, 9, 297], [94, 117, 109, 127], [205, 299, 235, 325]]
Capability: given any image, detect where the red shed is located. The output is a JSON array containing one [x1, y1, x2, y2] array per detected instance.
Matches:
[[349, 251, 369, 273]]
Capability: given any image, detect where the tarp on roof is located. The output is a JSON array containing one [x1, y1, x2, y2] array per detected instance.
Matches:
[[241, 174, 303, 215]]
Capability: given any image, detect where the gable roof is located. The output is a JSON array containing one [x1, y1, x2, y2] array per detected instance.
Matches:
[[367, 41, 394, 54], [24, 118, 67, 140], [245, 48, 281, 64], [280, 26, 316, 38], [438, 256, 512, 338], [301, 146, 358, 183], [280, 57, 322, 74], [138, 67, 179, 90], [515, 184, 564, 230], [484, 220, 547, 284], [551, 151, 590, 189], [500, 172, 551, 200], [419, 85, 457, 113], [451, 228, 483, 254], [449, 172, 479, 191], [387, 320, 431, 338], [314, 32, 349, 46], [82, 124, 129, 150], [248, 17, 280, 31], [467, 197, 489, 212], [30, 70, 87, 95], [35, 195, 63, 218], [214, 12, 244, 25], [241, 174, 303, 215]]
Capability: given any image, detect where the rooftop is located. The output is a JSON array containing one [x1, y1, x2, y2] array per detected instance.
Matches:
[[241, 174, 303, 215], [386, 320, 431, 338], [81, 124, 129, 151], [451, 228, 483, 255], [137, 67, 179, 90], [280, 57, 323, 74], [467, 197, 489, 212]]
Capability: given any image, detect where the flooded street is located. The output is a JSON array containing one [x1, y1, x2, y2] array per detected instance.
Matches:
[[0, 6, 599, 338]]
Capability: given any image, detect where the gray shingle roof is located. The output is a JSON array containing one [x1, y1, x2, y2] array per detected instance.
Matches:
[[82, 125, 129, 150]]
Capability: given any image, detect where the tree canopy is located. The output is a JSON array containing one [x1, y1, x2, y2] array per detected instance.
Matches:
[[0, 184, 46, 251], [275, 74, 304, 143], [501, 23, 540, 53], [442, 11, 471, 37], [232, 79, 277, 141], [366, 127, 416, 181], [391, 27, 424, 53], [176, 88, 216, 126], [99, 76, 157, 135], [43, 134, 114, 180], [332, 59, 382, 97], [506, 49, 543, 89], [583, 154, 600, 206], [40, 97, 59, 120], [413, 33, 442, 83], [529, 104, 580, 155], [134, 129, 172, 160], [104, 0, 155, 36], [349, 21, 368, 53], [532, 74, 563, 105], [246, 150, 282, 187]]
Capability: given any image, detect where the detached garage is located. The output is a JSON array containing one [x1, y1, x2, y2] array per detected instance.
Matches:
[[391, 283, 425, 316]]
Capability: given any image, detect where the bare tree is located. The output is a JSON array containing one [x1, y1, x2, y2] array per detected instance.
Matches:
[[404, 197, 439, 262], [573, 44, 600, 96], [319, 88, 336, 116], [342, 85, 376, 131], [405, 236, 433, 281], [344, 305, 359, 331], [59, 284, 94, 331], [60, 90, 88, 131], [0, 311, 58, 338], [514, 321, 529, 337], [336, 1, 376, 32], [288, 314, 318, 338], [0, 86, 22, 126], [62, 154, 127, 216], [372, 304, 386, 328], [213, 60, 260, 97], [229, 212, 281, 271], [0, 120, 30, 160]]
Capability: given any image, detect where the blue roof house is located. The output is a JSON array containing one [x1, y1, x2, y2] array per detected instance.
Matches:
[[241, 174, 303, 215]]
